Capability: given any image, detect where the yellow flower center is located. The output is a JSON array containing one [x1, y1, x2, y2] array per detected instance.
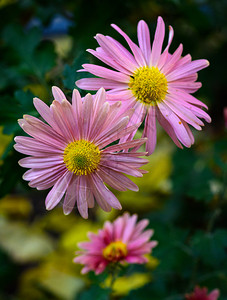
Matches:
[[102, 241, 128, 262], [63, 140, 100, 175], [129, 66, 168, 106]]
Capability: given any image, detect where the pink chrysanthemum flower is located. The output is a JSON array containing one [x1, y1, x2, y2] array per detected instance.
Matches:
[[74, 213, 157, 274], [185, 286, 220, 300], [76, 17, 211, 155], [14, 87, 148, 218]]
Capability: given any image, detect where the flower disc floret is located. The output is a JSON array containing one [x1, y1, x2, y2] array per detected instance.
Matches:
[[129, 66, 168, 105], [63, 140, 100, 175], [102, 241, 128, 262]]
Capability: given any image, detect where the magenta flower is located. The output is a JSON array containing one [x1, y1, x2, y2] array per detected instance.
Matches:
[[76, 17, 211, 155], [74, 213, 157, 274], [185, 286, 220, 300], [224, 107, 227, 129], [14, 87, 148, 218]]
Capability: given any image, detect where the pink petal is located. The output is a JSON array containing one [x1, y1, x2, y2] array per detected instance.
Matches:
[[33, 97, 62, 135], [119, 101, 146, 144], [34, 168, 66, 190], [100, 161, 143, 178], [77, 176, 89, 219], [106, 89, 133, 101], [98, 166, 139, 192], [94, 116, 129, 147], [102, 138, 147, 153], [19, 116, 66, 148], [61, 99, 79, 139], [158, 102, 192, 147], [161, 44, 183, 74], [95, 34, 137, 72], [209, 289, 220, 300], [101, 153, 148, 164], [87, 48, 132, 75], [174, 53, 192, 68], [93, 87, 107, 113], [19, 155, 63, 169], [87, 175, 112, 212], [168, 80, 202, 93], [52, 86, 66, 103], [157, 24, 174, 70], [150, 16, 165, 67], [113, 215, 125, 240], [89, 102, 110, 142], [164, 97, 203, 130], [23, 165, 65, 183], [111, 23, 146, 67], [97, 168, 127, 191], [47, 101, 73, 141], [122, 214, 137, 243], [90, 173, 122, 210], [76, 78, 128, 90], [63, 177, 77, 215], [143, 106, 157, 155], [82, 63, 130, 83], [167, 59, 209, 81], [133, 219, 149, 237], [164, 25, 174, 52], [156, 107, 183, 148], [72, 89, 83, 139], [168, 87, 209, 110], [137, 20, 152, 65], [82, 93, 94, 139], [45, 171, 72, 210], [14, 136, 58, 150], [181, 120, 195, 144], [125, 255, 147, 264], [14, 143, 61, 157], [169, 94, 210, 122]]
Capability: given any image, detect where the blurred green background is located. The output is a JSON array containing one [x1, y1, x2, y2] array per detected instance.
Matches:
[[0, 0, 227, 299]]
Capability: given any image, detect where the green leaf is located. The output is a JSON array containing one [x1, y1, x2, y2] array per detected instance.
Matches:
[[63, 51, 90, 91], [0, 90, 36, 134], [32, 41, 57, 78], [0, 217, 54, 263], [172, 148, 214, 202], [0, 149, 24, 198], [76, 285, 111, 300], [191, 229, 227, 267], [2, 24, 41, 60]]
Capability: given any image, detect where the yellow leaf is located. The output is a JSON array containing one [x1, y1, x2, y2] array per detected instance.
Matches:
[[0, 195, 32, 218], [105, 273, 151, 296], [0, 126, 13, 163], [144, 254, 160, 270], [116, 145, 173, 212], [0, 217, 54, 263], [19, 258, 85, 300], [60, 217, 100, 252], [24, 84, 49, 100]]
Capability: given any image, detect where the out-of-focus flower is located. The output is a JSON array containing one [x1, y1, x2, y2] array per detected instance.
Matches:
[[74, 213, 157, 274], [14, 87, 148, 218], [224, 107, 227, 128], [185, 286, 220, 300], [76, 17, 211, 155]]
